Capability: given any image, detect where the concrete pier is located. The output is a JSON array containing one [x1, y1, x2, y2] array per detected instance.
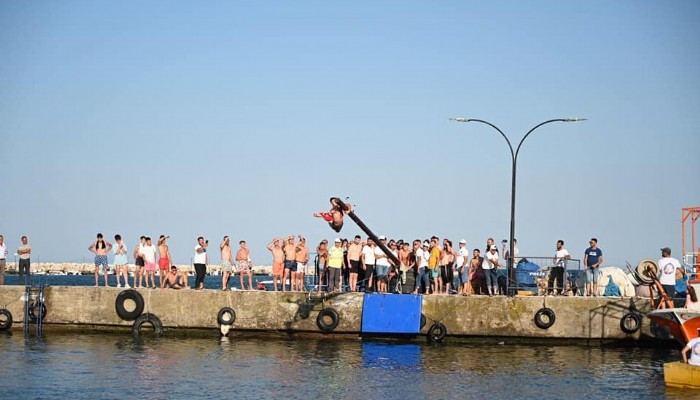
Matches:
[[0, 286, 663, 342]]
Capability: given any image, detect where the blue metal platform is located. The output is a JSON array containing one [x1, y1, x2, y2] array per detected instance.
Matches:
[[361, 293, 422, 334]]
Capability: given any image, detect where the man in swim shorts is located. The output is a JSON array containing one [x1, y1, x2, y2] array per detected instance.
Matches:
[[283, 236, 297, 292], [163, 266, 189, 289], [347, 235, 363, 292], [313, 197, 352, 233], [267, 238, 285, 291], [158, 235, 172, 288], [89, 233, 113, 287], [295, 236, 309, 292], [133, 236, 146, 288], [236, 240, 254, 290], [220, 236, 233, 291]]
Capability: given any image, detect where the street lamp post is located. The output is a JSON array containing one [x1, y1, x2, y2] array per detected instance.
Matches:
[[449, 117, 586, 295]]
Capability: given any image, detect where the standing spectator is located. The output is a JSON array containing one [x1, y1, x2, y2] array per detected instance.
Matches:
[[399, 241, 415, 293], [88, 233, 112, 287], [428, 237, 442, 295], [17, 236, 31, 285], [236, 240, 253, 291], [133, 236, 146, 288], [549, 240, 570, 296], [374, 236, 391, 293], [347, 235, 362, 292], [469, 248, 485, 295], [0, 235, 7, 285], [295, 237, 309, 291], [341, 238, 350, 290], [361, 237, 376, 292], [158, 235, 172, 288], [658, 247, 684, 305], [220, 236, 233, 291], [113, 234, 129, 288], [503, 238, 519, 268], [484, 245, 500, 296], [457, 239, 469, 295], [142, 237, 157, 289], [268, 238, 285, 292], [283, 236, 297, 292], [193, 236, 208, 290], [316, 240, 328, 292], [413, 241, 430, 294], [584, 238, 603, 296], [327, 238, 345, 292], [442, 239, 456, 295]]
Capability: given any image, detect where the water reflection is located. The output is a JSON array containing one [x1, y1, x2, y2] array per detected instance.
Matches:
[[0, 332, 691, 400]]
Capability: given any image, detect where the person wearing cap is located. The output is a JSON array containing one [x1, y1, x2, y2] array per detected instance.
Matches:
[[361, 237, 376, 292], [658, 247, 684, 305], [413, 240, 430, 294], [584, 238, 603, 296], [483, 244, 500, 296], [457, 239, 469, 295], [327, 238, 345, 292], [159, 235, 173, 289]]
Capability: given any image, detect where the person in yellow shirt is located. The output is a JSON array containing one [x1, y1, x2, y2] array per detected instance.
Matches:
[[428, 236, 442, 295], [327, 238, 345, 292]]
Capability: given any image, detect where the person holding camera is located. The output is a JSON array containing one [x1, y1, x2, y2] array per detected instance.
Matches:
[[193, 236, 209, 290]]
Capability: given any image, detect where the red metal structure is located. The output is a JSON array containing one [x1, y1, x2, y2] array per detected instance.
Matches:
[[682, 206, 700, 276]]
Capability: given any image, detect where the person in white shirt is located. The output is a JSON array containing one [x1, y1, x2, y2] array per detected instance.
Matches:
[[658, 247, 684, 305], [457, 240, 469, 295], [682, 337, 700, 366], [374, 236, 391, 293], [361, 238, 376, 292], [548, 240, 571, 296], [141, 237, 158, 289], [484, 245, 500, 296], [193, 237, 209, 290]]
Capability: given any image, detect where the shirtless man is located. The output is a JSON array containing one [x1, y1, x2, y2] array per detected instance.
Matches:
[[347, 235, 363, 292], [220, 236, 233, 291], [88, 233, 113, 287], [313, 197, 353, 233], [316, 240, 329, 292], [236, 240, 253, 290], [399, 241, 414, 290], [158, 235, 172, 288], [283, 236, 297, 292], [267, 239, 285, 291], [163, 265, 189, 289], [295, 236, 309, 292], [133, 236, 146, 288]]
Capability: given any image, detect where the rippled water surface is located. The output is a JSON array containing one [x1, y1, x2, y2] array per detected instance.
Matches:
[[1, 331, 696, 400]]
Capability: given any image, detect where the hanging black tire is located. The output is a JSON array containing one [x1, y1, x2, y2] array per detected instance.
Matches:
[[427, 322, 447, 342], [0, 309, 12, 331], [132, 313, 163, 337], [115, 290, 145, 321], [29, 301, 47, 321], [420, 313, 426, 330], [534, 307, 556, 329], [217, 307, 236, 326], [620, 312, 642, 334], [316, 308, 340, 332]]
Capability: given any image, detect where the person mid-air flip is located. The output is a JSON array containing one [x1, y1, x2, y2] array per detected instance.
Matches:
[[314, 197, 352, 233]]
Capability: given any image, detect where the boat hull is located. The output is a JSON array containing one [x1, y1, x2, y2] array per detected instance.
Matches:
[[664, 361, 700, 389]]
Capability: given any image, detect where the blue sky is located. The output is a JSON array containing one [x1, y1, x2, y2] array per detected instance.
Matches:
[[1, 1, 698, 266]]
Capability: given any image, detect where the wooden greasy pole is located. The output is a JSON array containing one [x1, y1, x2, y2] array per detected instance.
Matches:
[[334, 198, 401, 267]]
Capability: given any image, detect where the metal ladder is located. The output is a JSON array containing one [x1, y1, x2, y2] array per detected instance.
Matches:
[[24, 284, 45, 336]]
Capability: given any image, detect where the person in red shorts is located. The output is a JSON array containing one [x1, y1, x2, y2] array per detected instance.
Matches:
[[158, 235, 172, 288], [313, 197, 352, 233]]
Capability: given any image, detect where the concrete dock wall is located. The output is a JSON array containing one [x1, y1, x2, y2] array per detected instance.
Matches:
[[0, 286, 659, 341]]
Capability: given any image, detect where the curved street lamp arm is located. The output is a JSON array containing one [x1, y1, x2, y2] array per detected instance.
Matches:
[[464, 118, 515, 161], [514, 119, 571, 162]]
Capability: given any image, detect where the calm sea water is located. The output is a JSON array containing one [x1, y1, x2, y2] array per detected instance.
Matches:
[[0, 332, 695, 400]]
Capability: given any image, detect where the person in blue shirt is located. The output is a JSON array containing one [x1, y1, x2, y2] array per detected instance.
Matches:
[[584, 238, 604, 296]]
